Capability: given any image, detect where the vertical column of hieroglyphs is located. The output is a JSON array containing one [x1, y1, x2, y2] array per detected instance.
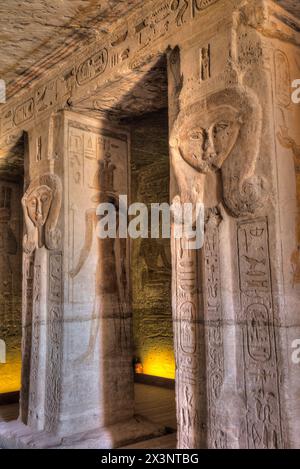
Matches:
[[237, 219, 282, 448], [21, 114, 63, 432], [174, 235, 204, 449], [203, 208, 225, 448]]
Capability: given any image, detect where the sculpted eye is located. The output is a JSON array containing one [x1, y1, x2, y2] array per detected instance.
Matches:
[[189, 130, 203, 140], [214, 122, 230, 133], [41, 195, 49, 203]]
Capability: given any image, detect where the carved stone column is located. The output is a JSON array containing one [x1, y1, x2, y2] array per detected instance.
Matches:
[[0, 111, 163, 448], [168, 0, 300, 449]]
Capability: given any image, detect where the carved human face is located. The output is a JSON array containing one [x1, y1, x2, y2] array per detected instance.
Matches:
[[178, 106, 241, 173], [26, 185, 52, 227]]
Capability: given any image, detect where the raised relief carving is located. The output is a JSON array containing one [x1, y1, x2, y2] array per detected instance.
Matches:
[[171, 88, 266, 216], [2, 109, 14, 134], [36, 80, 57, 113], [203, 207, 225, 448], [14, 98, 34, 125], [22, 174, 62, 254], [70, 151, 129, 361], [76, 49, 108, 86], [170, 0, 189, 27], [45, 252, 63, 432], [274, 50, 291, 107], [27, 263, 41, 428], [200, 44, 211, 81], [0, 0, 225, 140], [174, 233, 204, 448]]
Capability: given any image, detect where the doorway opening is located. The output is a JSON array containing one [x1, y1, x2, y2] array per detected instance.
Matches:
[[116, 57, 176, 441], [128, 110, 176, 435]]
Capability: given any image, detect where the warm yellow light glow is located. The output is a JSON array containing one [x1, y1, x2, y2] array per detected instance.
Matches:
[[142, 348, 175, 380], [135, 362, 144, 374], [0, 338, 21, 394]]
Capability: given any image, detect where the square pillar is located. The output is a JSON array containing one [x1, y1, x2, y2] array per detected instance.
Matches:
[[168, 0, 300, 449], [0, 111, 163, 448]]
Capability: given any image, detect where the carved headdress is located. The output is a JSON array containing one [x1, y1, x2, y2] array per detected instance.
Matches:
[[170, 86, 266, 217], [22, 173, 62, 254]]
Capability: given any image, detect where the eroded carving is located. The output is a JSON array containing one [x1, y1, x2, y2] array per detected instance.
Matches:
[[237, 219, 283, 449], [171, 87, 266, 216], [22, 173, 62, 254]]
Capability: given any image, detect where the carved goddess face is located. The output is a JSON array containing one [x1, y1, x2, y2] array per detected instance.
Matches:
[[26, 185, 53, 228], [178, 105, 241, 173]]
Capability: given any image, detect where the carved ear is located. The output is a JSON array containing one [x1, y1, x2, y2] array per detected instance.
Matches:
[[41, 174, 62, 250], [219, 87, 266, 217]]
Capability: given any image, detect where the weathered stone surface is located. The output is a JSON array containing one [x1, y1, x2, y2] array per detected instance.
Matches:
[[0, 0, 299, 451]]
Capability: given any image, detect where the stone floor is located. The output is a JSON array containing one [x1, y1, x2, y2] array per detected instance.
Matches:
[[0, 383, 177, 449]]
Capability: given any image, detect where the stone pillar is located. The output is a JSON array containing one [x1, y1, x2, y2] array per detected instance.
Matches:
[[168, 0, 300, 449], [0, 111, 163, 448], [21, 110, 133, 436]]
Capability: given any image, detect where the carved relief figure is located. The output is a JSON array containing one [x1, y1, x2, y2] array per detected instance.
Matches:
[[22, 173, 62, 254], [0, 185, 18, 335], [20, 174, 62, 427], [200, 44, 211, 81], [70, 153, 128, 361], [171, 87, 265, 216], [139, 237, 171, 287], [277, 115, 300, 286]]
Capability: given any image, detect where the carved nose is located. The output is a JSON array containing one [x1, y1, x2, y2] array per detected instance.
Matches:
[[36, 200, 42, 217], [202, 130, 216, 160]]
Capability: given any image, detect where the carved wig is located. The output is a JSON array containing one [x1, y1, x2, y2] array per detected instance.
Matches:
[[22, 173, 62, 253], [170, 86, 265, 217]]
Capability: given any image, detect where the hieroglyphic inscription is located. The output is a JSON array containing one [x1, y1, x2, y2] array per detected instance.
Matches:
[[76, 49, 108, 85], [20, 254, 34, 423], [274, 50, 291, 107], [0, 0, 221, 136], [27, 263, 41, 427], [237, 218, 283, 449], [203, 208, 225, 448], [200, 44, 211, 81], [45, 252, 63, 432], [175, 236, 203, 448]]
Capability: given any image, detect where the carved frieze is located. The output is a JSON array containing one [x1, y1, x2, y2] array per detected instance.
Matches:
[[0, 0, 227, 140]]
